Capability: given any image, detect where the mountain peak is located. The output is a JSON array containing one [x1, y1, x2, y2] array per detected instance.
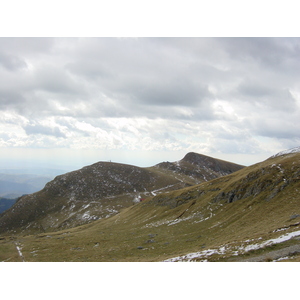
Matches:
[[181, 152, 213, 163], [180, 152, 244, 173]]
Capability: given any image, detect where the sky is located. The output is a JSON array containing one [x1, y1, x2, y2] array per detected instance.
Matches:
[[1, 36, 300, 171]]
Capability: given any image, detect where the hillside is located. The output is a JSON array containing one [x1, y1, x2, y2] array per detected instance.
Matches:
[[1, 148, 300, 262], [0, 152, 243, 234]]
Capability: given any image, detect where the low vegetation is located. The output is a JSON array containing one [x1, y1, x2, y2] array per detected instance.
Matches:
[[1, 150, 300, 261]]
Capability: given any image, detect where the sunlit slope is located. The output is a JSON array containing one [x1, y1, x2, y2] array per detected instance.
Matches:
[[1, 150, 300, 262]]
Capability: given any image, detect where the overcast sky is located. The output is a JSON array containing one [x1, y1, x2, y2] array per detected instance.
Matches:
[[1, 37, 300, 170]]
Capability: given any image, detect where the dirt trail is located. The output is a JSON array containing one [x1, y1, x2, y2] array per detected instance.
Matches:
[[240, 244, 300, 262]]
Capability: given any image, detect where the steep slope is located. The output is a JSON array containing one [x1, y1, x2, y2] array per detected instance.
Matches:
[[0, 153, 243, 235], [1, 148, 300, 262]]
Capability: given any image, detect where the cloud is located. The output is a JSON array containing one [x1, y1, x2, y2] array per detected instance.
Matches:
[[1, 37, 300, 164], [24, 122, 67, 138], [0, 51, 27, 71]]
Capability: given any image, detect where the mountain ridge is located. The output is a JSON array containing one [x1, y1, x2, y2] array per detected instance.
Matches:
[[0, 152, 244, 234]]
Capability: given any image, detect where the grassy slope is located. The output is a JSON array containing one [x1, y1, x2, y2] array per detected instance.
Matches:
[[1, 152, 300, 262]]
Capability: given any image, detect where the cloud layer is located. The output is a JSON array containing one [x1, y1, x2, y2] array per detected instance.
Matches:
[[1, 37, 300, 165]]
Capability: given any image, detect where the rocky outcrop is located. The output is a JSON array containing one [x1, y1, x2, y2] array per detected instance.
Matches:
[[212, 160, 300, 204]]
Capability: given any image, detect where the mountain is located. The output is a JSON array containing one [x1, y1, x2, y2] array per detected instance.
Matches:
[[0, 152, 244, 234], [151, 152, 243, 185], [1, 148, 300, 262]]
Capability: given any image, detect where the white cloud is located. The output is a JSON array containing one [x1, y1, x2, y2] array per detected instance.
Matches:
[[1, 37, 300, 167]]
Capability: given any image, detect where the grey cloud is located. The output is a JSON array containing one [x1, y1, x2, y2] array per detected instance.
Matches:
[[0, 51, 27, 71], [1, 37, 300, 158], [251, 118, 300, 140], [237, 81, 274, 98], [237, 81, 296, 108], [219, 38, 299, 69], [33, 65, 85, 95], [126, 79, 212, 108], [0, 38, 56, 57], [61, 38, 216, 113], [0, 90, 26, 108], [66, 60, 114, 81], [24, 123, 66, 138]]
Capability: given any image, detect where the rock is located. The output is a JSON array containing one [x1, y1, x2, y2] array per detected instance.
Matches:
[[145, 239, 155, 243], [70, 247, 82, 251], [148, 234, 157, 238], [290, 214, 300, 220]]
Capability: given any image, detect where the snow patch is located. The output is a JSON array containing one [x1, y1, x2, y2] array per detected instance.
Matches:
[[271, 146, 300, 158], [240, 229, 300, 252], [143, 212, 204, 228], [163, 229, 300, 262], [14, 242, 25, 262]]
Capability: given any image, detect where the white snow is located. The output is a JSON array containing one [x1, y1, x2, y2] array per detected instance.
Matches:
[[151, 184, 177, 196], [14, 242, 25, 262], [142, 211, 205, 228], [81, 211, 98, 221], [271, 146, 300, 158], [240, 229, 300, 252], [16, 245, 22, 257], [163, 229, 300, 262], [273, 256, 289, 262], [164, 247, 227, 262], [133, 196, 141, 203]]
